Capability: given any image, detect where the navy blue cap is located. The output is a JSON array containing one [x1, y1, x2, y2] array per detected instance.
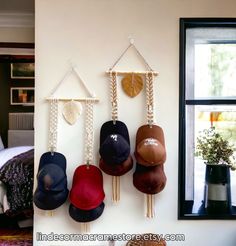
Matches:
[[34, 151, 68, 210], [39, 152, 66, 171], [69, 202, 105, 223], [34, 188, 69, 210], [37, 164, 67, 192], [100, 120, 130, 146], [99, 121, 131, 165], [99, 134, 130, 165]]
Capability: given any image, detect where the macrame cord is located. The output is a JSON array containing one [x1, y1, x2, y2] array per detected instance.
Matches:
[[145, 71, 155, 126], [48, 99, 59, 153], [110, 71, 118, 124], [84, 100, 94, 166], [109, 71, 121, 202], [145, 71, 156, 218]]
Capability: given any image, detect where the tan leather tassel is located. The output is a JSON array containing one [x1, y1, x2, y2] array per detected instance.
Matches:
[[112, 176, 120, 202], [117, 176, 120, 201], [80, 223, 90, 233], [112, 176, 116, 202], [46, 211, 54, 217]]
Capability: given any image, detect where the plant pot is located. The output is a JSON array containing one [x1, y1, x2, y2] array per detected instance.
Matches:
[[203, 164, 231, 214]]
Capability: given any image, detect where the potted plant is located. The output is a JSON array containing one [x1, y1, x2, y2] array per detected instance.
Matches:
[[195, 127, 236, 214]]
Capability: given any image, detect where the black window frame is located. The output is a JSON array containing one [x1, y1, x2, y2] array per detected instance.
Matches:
[[179, 18, 236, 220]]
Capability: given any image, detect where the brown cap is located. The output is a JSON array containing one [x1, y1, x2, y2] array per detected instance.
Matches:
[[126, 233, 166, 246], [133, 164, 166, 194], [135, 125, 166, 167], [99, 155, 133, 176]]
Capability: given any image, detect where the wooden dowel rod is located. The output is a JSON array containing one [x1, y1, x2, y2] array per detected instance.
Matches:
[[106, 71, 159, 76], [46, 97, 99, 102]]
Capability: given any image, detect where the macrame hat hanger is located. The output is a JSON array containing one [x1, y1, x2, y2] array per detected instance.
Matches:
[[106, 39, 166, 218], [34, 98, 69, 216], [133, 71, 167, 218], [47, 64, 104, 232], [102, 39, 160, 204]]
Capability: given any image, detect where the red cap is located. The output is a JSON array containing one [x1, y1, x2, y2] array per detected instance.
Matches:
[[69, 165, 105, 210]]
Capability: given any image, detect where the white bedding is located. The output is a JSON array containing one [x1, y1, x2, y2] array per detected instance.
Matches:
[[0, 146, 33, 169]]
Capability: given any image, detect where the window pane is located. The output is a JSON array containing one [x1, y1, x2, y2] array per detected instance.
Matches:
[[195, 44, 236, 99], [186, 28, 236, 100], [186, 105, 236, 213]]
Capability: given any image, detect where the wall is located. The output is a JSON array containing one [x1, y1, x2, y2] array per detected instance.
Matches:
[[35, 0, 236, 246]]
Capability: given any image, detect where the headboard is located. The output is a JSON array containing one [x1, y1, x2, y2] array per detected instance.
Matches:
[[8, 113, 34, 147]]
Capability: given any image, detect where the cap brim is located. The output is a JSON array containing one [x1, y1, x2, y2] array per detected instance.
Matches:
[[135, 125, 166, 148], [133, 163, 166, 194], [100, 121, 130, 146], [39, 152, 67, 171], [69, 202, 105, 223], [99, 155, 133, 176], [34, 188, 69, 210], [135, 125, 166, 166], [70, 165, 105, 210]]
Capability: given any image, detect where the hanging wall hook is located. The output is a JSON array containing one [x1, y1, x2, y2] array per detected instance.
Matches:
[[128, 35, 135, 45]]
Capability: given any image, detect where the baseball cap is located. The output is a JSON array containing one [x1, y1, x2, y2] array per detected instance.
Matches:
[[99, 120, 133, 177], [34, 151, 68, 210], [39, 152, 66, 170], [135, 125, 166, 166], [34, 188, 69, 210], [69, 164, 105, 210], [100, 134, 130, 165], [37, 163, 67, 192], [99, 155, 133, 176], [99, 121, 131, 165], [133, 164, 166, 194], [69, 202, 105, 223]]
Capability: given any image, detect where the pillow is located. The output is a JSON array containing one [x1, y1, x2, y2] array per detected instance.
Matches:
[[0, 136, 4, 151]]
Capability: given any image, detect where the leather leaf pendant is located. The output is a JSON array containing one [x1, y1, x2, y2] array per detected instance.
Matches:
[[121, 74, 143, 98], [62, 101, 82, 125]]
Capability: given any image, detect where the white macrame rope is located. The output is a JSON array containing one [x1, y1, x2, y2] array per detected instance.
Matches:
[[48, 99, 59, 152], [84, 101, 94, 165], [110, 71, 118, 123], [145, 72, 155, 126]]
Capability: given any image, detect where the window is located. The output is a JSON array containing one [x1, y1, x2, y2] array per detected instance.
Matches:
[[179, 18, 236, 219]]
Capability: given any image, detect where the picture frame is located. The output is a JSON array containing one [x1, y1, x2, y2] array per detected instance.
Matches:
[[10, 87, 34, 106], [11, 62, 35, 79]]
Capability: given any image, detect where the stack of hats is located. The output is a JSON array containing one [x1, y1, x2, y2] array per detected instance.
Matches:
[[99, 120, 133, 177], [133, 125, 167, 195], [34, 152, 69, 210], [69, 165, 105, 222]]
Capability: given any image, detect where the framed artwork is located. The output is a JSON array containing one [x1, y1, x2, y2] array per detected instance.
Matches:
[[10, 87, 34, 105], [11, 63, 35, 79]]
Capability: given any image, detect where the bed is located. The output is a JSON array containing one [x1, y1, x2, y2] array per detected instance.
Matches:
[[0, 139, 34, 228]]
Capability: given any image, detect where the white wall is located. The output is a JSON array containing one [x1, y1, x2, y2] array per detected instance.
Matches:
[[35, 0, 236, 245]]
